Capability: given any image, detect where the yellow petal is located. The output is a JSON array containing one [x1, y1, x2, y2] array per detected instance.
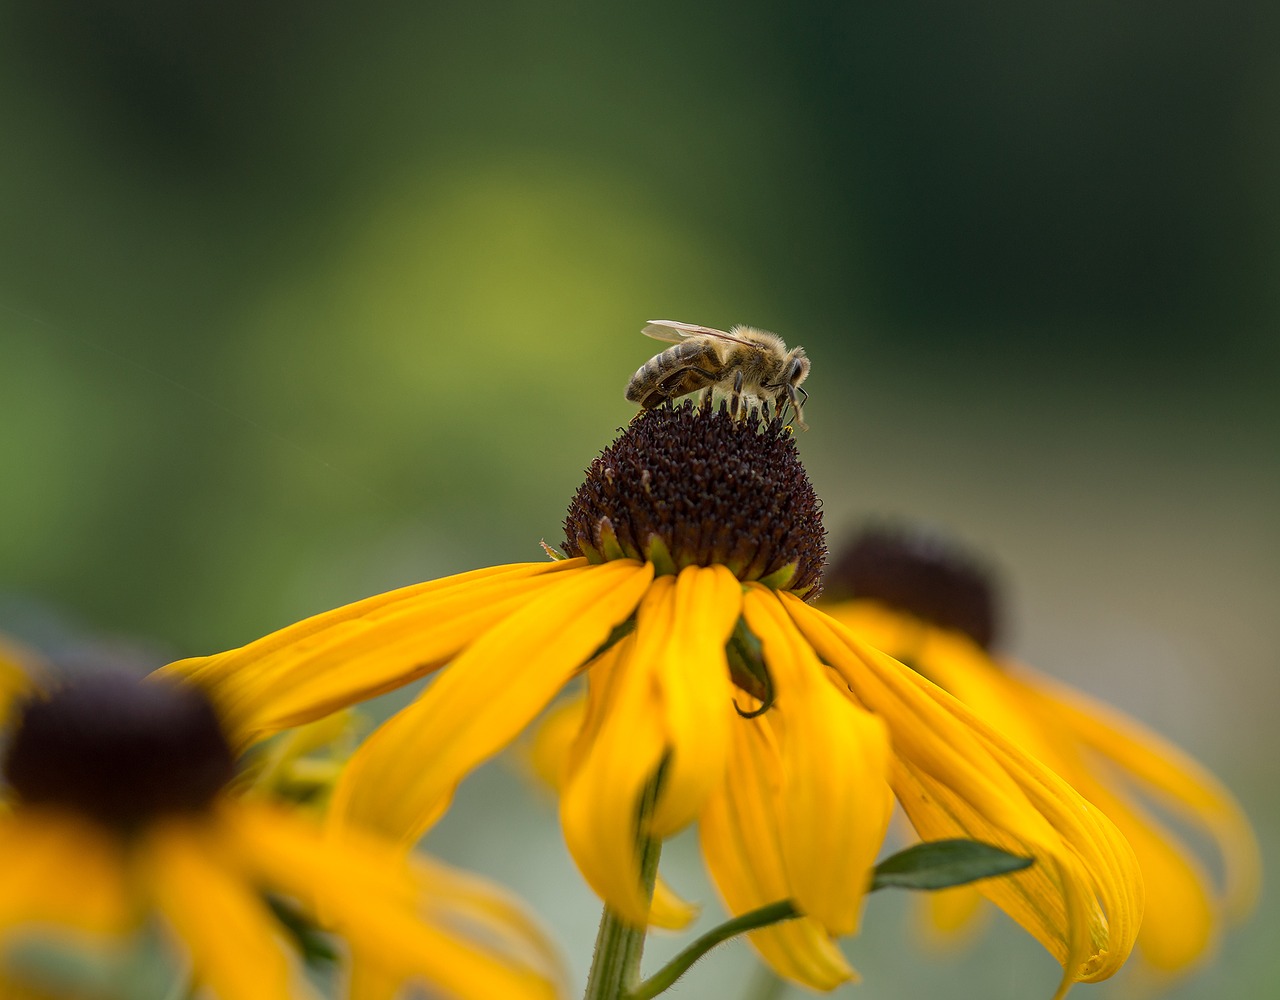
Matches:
[[648, 876, 696, 930], [161, 559, 586, 745], [522, 694, 587, 795], [832, 602, 1062, 759], [412, 854, 566, 987], [834, 601, 1239, 975], [145, 816, 303, 1000], [0, 809, 132, 938], [742, 587, 893, 936], [229, 803, 562, 1000], [647, 566, 741, 836], [784, 597, 1143, 996], [918, 885, 988, 948], [555, 637, 698, 930], [985, 667, 1223, 973], [1076, 781, 1216, 973], [346, 966, 403, 1000], [332, 559, 654, 846], [1006, 663, 1261, 923], [559, 632, 696, 929], [700, 713, 855, 990]]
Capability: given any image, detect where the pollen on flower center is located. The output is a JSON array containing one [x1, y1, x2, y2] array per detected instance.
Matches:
[[824, 526, 1001, 650], [563, 401, 826, 597], [3, 672, 235, 829]]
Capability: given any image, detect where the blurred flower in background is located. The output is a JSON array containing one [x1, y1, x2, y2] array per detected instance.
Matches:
[[821, 525, 1261, 987], [0, 659, 565, 1000]]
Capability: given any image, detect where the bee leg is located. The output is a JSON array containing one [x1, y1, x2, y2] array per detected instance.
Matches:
[[729, 369, 745, 420], [699, 386, 714, 413], [657, 366, 718, 408], [785, 385, 809, 431]]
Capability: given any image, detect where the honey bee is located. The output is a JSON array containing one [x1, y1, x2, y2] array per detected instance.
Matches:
[[625, 320, 811, 429]]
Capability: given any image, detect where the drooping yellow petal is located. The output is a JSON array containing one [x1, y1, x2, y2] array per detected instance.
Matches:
[[784, 597, 1143, 996], [332, 559, 654, 847], [412, 854, 566, 987], [700, 712, 855, 990], [1006, 663, 1261, 923], [742, 587, 893, 937], [835, 601, 1243, 975], [1075, 778, 1217, 972], [525, 687, 691, 926], [969, 666, 1221, 974], [647, 566, 741, 836], [834, 603, 1061, 758], [890, 759, 1095, 988], [0, 809, 132, 938], [346, 965, 403, 1000], [523, 695, 587, 794], [145, 816, 303, 1000], [522, 686, 711, 927], [565, 638, 630, 791], [559, 631, 696, 929], [229, 804, 563, 1000], [161, 559, 586, 745], [919, 885, 988, 948]]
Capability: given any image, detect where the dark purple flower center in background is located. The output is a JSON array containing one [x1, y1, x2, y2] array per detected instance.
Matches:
[[824, 526, 1001, 650], [564, 401, 826, 599], [4, 672, 235, 829]]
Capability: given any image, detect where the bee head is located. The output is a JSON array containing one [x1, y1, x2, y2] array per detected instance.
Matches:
[[786, 347, 810, 387]]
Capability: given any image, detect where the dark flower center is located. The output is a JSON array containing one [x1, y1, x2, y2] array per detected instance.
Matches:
[[3, 672, 235, 829], [563, 401, 826, 598], [824, 526, 1001, 650]]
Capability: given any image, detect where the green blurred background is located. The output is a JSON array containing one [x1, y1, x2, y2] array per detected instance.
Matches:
[[1, 3, 1276, 997]]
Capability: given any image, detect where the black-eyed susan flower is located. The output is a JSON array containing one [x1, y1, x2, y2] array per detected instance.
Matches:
[[163, 401, 1143, 998], [0, 668, 564, 1000], [821, 525, 1261, 981]]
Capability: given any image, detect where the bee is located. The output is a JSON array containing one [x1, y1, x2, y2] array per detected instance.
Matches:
[[625, 320, 811, 429]]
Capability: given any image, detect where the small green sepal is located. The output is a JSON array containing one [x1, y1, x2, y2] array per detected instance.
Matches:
[[597, 518, 629, 562], [540, 540, 569, 561], [757, 561, 798, 591], [643, 534, 678, 576]]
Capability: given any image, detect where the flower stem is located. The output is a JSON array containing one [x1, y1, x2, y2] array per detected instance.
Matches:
[[626, 901, 799, 1000], [582, 766, 666, 1000]]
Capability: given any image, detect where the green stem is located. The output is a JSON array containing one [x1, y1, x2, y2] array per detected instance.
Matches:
[[626, 901, 800, 1000], [582, 768, 666, 1000]]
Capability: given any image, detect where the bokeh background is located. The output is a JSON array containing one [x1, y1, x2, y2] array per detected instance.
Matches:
[[1, 3, 1276, 997]]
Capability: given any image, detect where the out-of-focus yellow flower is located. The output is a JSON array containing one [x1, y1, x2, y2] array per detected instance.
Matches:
[[164, 403, 1143, 997], [821, 525, 1260, 980], [0, 670, 564, 1000]]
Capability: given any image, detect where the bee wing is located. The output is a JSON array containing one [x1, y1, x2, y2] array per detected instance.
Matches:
[[641, 320, 754, 346]]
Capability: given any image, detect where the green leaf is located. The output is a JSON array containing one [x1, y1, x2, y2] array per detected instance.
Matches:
[[870, 839, 1034, 892]]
